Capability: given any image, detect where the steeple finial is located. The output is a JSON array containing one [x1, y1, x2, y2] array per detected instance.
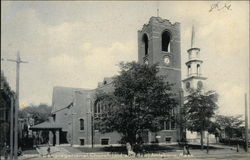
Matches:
[[191, 24, 195, 48]]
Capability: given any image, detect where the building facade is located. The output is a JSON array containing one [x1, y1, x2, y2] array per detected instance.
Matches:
[[138, 16, 182, 143], [31, 16, 184, 147]]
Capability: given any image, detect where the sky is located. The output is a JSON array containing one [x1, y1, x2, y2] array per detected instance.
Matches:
[[1, 1, 249, 116]]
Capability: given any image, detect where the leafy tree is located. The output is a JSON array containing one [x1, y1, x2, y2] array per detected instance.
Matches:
[[214, 115, 244, 139], [95, 62, 177, 149], [0, 122, 9, 149], [184, 89, 218, 149], [19, 103, 52, 125], [207, 121, 221, 142]]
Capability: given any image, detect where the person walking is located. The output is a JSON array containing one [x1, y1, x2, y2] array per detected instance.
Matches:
[[4, 144, 9, 160], [186, 144, 191, 155], [47, 143, 51, 157]]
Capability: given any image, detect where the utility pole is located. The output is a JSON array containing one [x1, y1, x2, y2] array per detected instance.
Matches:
[[245, 93, 248, 152], [5, 51, 28, 159], [10, 94, 14, 160]]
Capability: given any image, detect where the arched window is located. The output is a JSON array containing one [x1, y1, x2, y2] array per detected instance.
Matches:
[[94, 104, 97, 114], [162, 31, 171, 52], [97, 103, 100, 113], [197, 64, 200, 75], [188, 65, 191, 76], [142, 34, 149, 56], [80, 119, 84, 130]]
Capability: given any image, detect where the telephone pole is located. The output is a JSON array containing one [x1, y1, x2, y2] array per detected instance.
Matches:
[[5, 51, 28, 159], [245, 93, 249, 152], [10, 94, 14, 160]]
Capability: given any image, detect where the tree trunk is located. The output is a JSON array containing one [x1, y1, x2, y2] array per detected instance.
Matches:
[[200, 131, 204, 150]]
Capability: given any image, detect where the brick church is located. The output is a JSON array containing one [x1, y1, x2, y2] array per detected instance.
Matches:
[[31, 16, 206, 146]]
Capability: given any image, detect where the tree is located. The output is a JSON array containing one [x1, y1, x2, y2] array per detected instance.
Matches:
[[184, 89, 218, 150], [19, 103, 52, 125], [95, 62, 177, 149], [207, 121, 221, 143], [213, 115, 244, 139]]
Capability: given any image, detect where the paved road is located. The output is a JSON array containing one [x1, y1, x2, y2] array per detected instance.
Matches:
[[18, 149, 250, 160]]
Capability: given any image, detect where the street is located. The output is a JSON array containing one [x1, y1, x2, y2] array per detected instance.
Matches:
[[17, 148, 250, 160]]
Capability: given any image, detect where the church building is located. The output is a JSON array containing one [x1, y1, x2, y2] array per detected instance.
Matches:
[[31, 16, 185, 147]]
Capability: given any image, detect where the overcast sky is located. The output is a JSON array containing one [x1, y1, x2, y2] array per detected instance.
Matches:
[[1, 1, 249, 116]]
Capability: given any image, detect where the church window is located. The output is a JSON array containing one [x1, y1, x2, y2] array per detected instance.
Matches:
[[94, 103, 97, 114], [80, 119, 84, 130], [188, 65, 191, 76], [165, 121, 170, 130], [197, 64, 200, 75], [142, 34, 149, 56], [162, 31, 171, 52], [94, 122, 100, 130], [52, 114, 56, 122], [97, 103, 101, 113]]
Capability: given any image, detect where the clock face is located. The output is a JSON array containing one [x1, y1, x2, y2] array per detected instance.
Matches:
[[185, 82, 191, 90], [197, 81, 203, 90], [164, 56, 170, 65]]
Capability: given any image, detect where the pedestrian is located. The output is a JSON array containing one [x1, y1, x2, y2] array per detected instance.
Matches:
[[47, 144, 51, 157], [4, 144, 9, 160], [141, 144, 145, 157], [183, 144, 187, 155], [18, 147, 22, 156], [186, 144, 191, 155]]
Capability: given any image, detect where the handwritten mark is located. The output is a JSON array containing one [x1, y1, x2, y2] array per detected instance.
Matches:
[[209, 1, 232, 12]]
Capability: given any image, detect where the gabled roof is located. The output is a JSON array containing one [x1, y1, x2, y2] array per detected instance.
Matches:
[[51, 86, 93, 113]]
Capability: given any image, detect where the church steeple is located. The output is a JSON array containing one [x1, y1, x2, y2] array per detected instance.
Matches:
[[183, 24, 207, 94], [191, 24, 195, 48]]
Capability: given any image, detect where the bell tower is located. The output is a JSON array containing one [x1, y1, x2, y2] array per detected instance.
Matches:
[[138, 17, 181, 93], [182, 25, 207, 96], [137, 17, 182, 142]]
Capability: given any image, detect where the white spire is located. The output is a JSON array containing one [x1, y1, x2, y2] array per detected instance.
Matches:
[[191, 24, 195, 48]]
